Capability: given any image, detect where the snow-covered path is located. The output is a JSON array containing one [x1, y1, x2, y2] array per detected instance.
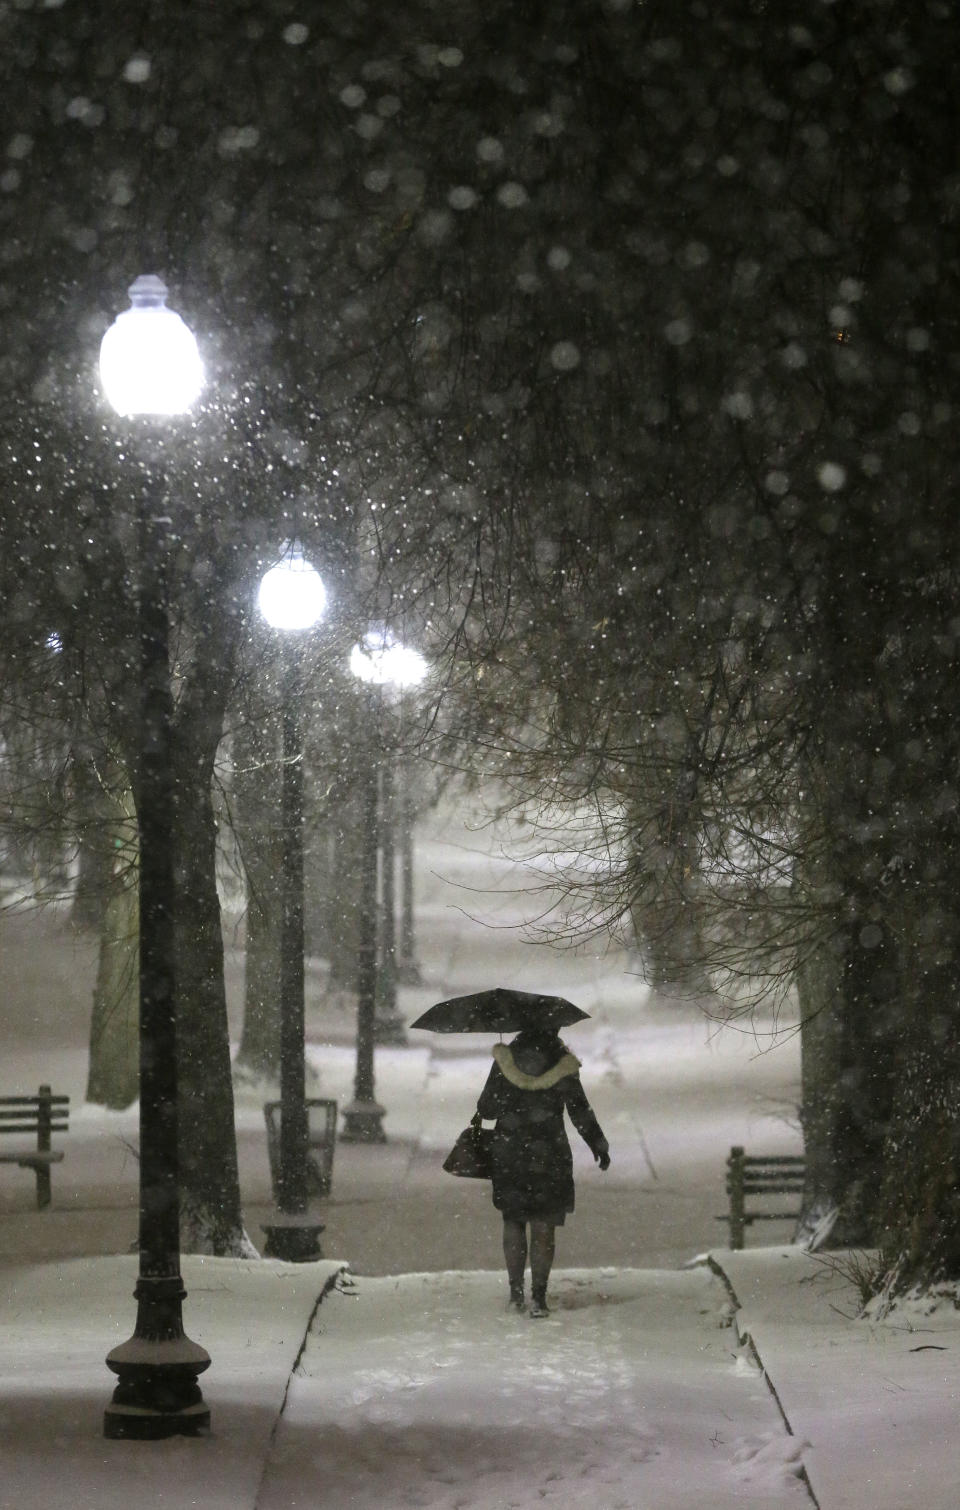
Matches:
[[259, 1267, 809, 1510]]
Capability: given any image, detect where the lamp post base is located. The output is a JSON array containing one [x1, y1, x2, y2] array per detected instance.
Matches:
[[261, 1213, 326, 1262], [340, 1098, 387, 1143], [104, 1393, 211, 1440], [104, 1275, 211, 1440]]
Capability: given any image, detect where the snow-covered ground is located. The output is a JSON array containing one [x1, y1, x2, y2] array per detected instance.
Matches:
[[0, 800, 953, 1507]]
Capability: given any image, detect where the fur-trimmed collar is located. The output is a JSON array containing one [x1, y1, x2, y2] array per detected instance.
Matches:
[[492, 1043, 581, 1091]]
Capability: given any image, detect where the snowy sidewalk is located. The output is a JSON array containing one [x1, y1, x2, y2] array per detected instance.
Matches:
[[258, 1264, 811, 1510]]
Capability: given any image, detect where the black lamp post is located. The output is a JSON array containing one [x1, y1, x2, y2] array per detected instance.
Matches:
[[340, 696, 386, 1143], [340, 631, 427, 1141], [98, 275, 211, 1439], [257, 547, 328, 1262]]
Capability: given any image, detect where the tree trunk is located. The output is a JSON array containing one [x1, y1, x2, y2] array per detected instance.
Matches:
[[85, 794, 139, 1110], [165, 591, 250, 1258], [173, 738, 247, 1255], [875, 900, 960, 1288], [232, 717, 283, 1085], [326, 774, 364, 993], [796, 915, 895, 1248], [69, 752, 117, 933], [627, 806, 713, 997]]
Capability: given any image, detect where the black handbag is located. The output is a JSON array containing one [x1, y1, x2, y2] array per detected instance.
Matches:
[[442, 1113, 493, 1179]]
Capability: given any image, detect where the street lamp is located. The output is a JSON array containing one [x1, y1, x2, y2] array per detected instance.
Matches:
[[98, 275, 211, 1439], [341, 630, 427, 1141], [257, 545, 328, 1262]]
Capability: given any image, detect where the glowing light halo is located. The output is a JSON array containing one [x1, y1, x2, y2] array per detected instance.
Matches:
[[349, 627, 428, 688]]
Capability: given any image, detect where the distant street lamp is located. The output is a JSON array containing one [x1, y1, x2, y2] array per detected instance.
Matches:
[[397, 756, 423, 987], [98, 274, 211, 1440], [340, 631, 427, 1142], [257, 546, 327, 1263], [373, 638, 428, 1014]]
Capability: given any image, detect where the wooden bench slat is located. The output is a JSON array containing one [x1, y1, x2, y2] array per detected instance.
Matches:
[[740, 1174, 805, 1184], [744, 1211, 804, 1221], [741, 1156, 805, 1168], [0, 1152, 64, 1164], [0, 1113, 70, 1125], [0, 1111, 69, 1123], [0, 1099, 69, 1111]]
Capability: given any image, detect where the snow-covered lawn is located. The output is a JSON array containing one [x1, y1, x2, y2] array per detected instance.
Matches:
[[1, 1249, 956, 1510]]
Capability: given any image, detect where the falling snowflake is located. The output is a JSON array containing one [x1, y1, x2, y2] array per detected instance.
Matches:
[[218, 125, 260, 154], [663, 318, 693, 346], [497, 182, 528, 209], [417, 209, 454, 244], [722, 391, 753, 421], [884, 67, 915, 95], [448, 186, 478, 210], [550, 341, 581, 372], [123, 56, 151, 84], [532, 112, 563, 138], [817, 461, 847, 491], [355, 114, 384, 140], [476, 136, 505, 164], [680, 241, 710, 269], [283, 23, 310, 45]]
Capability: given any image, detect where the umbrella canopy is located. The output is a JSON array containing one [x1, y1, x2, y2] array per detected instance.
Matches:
[[411, 987, 590, 1035]]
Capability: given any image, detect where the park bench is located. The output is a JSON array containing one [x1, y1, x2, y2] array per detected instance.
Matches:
[[0, 1085, 69, 1209], [718, 1144, 806, 1250], [263, 1098, 338, 1199]]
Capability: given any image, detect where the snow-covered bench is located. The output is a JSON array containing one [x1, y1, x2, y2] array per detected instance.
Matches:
[[718, 1145, 805, 1249], [0, 1085, 69, 1209]]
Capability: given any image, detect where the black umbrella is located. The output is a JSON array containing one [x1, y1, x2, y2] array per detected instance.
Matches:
[[411, 987, 590, 1035]]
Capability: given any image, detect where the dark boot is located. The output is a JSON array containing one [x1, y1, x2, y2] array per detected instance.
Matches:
[[530, 1290, 550, 1318], [508, 1283, 525, 1312]]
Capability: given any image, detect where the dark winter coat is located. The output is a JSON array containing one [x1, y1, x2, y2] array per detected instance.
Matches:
[[476, 1035, 608, 1222]]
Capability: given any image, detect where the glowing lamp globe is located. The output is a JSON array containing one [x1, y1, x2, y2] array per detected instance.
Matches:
[[258, 548, 327, 632], [99, 275, 205, 416], [350, 629, 428, 689]]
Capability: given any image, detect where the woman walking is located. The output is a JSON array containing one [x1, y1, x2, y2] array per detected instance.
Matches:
[[476, 1026, 610, 1317]]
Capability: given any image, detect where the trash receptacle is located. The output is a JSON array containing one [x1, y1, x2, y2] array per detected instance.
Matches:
[[263, 1098, 337, 1199]]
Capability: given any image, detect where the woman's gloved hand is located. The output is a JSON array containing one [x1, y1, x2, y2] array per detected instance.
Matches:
[[595, 1142, 611, 1172]]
